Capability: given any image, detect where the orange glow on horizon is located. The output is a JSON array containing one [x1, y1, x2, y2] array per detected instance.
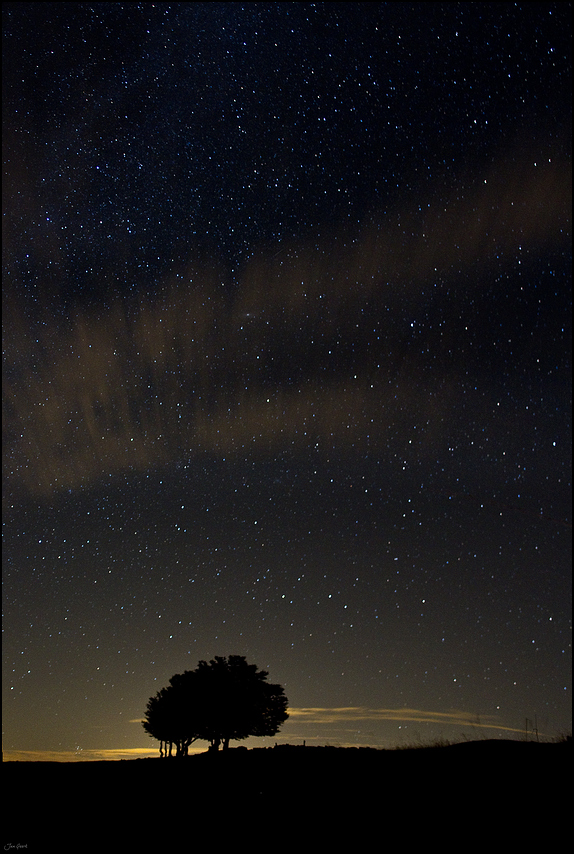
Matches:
[[4, 706, 535, 761]]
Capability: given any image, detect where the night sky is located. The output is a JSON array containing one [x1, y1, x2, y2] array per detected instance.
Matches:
[[2, 2, 571, 760]]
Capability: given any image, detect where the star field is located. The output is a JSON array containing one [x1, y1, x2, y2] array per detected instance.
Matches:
[[2, 3, 571, 757]]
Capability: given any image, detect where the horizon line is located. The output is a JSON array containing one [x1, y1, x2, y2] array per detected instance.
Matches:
[[4, 706, 545, 761]]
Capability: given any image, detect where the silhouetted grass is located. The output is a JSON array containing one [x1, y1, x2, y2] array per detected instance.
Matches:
[[3, 739, 569, 851]]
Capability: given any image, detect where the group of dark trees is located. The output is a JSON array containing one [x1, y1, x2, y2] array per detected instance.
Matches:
[[143, 655, 289, 755]]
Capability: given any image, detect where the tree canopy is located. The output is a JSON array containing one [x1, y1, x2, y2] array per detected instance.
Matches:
[[142, 655, 289, 754]]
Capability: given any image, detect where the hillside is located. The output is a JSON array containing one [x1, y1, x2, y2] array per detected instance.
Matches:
[[3, 740, 568, 849]]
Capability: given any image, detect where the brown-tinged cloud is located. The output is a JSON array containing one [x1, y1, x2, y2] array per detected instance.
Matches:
[[3, 143, 570, 501]]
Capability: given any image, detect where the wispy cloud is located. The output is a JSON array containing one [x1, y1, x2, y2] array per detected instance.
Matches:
[[286, 706, 526, 734], [3, 141, 569, 503]]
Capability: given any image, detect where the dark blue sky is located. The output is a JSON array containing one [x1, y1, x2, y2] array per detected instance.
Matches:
[[4, 2, 570, 300], [2, 2, 571, 757]]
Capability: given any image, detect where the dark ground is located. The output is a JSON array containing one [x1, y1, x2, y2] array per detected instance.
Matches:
[[3, 740, 569, 850]]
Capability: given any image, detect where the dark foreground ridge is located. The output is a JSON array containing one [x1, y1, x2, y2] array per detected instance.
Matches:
[[3, 740, 569, 850]]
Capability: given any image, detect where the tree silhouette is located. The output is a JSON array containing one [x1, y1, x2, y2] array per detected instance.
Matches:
[[142, 655, 289, 754], [142, 682, 201, 757]]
